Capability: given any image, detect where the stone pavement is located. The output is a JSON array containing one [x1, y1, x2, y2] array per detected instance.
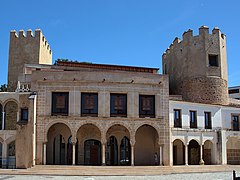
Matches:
[[0, 165, 240, 176], [0, 172, 236, 180]]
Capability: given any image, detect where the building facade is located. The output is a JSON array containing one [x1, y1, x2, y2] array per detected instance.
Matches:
[[0, 26, 239, 168]]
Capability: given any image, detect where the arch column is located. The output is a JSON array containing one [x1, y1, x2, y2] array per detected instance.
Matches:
[[43, 142, 47, 165], [130, 139, 135, 166], [199, 144, 204, 165], [101, 132, 107, 166], [185, 143, 188, 165], [159, 144, 163, 166], [72, 142, 76, 165]]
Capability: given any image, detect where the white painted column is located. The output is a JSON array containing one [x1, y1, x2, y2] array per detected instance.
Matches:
[[185, 144, 188, 165], [2, 112, 5, 130], [159, 145, 163, 166], [72, 142, 76, 165], [102, 143, 106, 165], [199, 145, 204, 165], [43, 143, 47, 165], [131, 145, 134, 166]]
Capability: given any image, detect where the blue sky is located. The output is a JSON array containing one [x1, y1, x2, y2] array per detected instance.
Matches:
[[0, 0, 239, 87]]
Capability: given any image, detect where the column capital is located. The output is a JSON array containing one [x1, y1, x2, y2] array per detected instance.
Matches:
[[130, 140, 135, 146]]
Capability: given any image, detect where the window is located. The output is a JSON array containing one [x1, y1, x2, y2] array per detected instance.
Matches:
[[174, 109, 182, 128], [21, 108, 28, 122], [229, 89, 240, 94], [110, 94, 127, 117], [232, 115, 239, 131], [190, 111, 197, 128], [208, 54, 218, 67], [52, 92, 69, 116], [204, 112, 212, 129], [81, 93, 98, 117], [139, 95, 155, 118]]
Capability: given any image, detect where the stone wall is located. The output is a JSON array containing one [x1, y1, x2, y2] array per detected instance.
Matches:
[[227, 149, 240, 164], [181, 77, 228, 105]]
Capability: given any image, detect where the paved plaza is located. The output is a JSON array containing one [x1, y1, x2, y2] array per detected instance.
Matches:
[[0, 172, 236, 180], [0, 165, 240, 179]]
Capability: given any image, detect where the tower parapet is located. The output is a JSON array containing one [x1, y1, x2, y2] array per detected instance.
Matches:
[[162, 26, 228, 105], [8, 29, 52, 91]]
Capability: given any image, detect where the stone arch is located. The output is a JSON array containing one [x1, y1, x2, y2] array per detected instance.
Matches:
[[134, 122, 160, 143], [105, 122, 132, 135], [0, 137, 4, 143], [173, 139, 185, 165], [76, 123, 102, 165], [4, 100, 18, 130], [203, 140, 214, 165], [172, 137, 186, 145], [106, 124, 131, 166], [135, 124, 159, 165], [187, 138, 201, 146], [45, 120, 72, 142], [5, 136, 16, 145], [3, 98, 19, 107], [46, 123, 72, 165]]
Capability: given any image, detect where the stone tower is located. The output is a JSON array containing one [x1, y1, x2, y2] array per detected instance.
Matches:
[[162, 26, 228, 105], [8, 29, 52, 91]]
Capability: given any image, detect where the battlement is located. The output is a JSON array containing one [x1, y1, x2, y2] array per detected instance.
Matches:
[[162, 26, 226, 58], [10, 29, 52, 55]]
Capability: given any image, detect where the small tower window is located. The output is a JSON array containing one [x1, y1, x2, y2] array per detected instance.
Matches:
[[208, 54, 218, 67]]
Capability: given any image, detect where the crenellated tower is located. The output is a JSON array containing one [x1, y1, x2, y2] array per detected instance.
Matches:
[[8, 29, 52, 91], [162, 26, 228, 105]]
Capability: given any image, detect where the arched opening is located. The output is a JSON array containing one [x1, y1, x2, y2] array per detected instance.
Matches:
[[120, 136, 131, 165], [67, 136, 78, 165], [107, 136, 118, 165], [173, 139, 185, 165], [7, 141, 16, 169], [188, 139, 200, 165], [135, 124, 159, 166], [47, 123, 71, 165], [0, 104, 2, 130], [4, 101, 18, 130], [84, 139, 101, 165], [106, 124, 130, 166], [227, 137, 240, 165], [77, 124, 101, 165], [203, 140, 213, 165]]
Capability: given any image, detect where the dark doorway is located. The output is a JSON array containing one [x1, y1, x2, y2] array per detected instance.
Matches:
[[53, 134, 66, 165], [107, 136, 118, 165], [120, 136, 131, 165], [84, 139, 101, 165], [188, 140, 200, 165]]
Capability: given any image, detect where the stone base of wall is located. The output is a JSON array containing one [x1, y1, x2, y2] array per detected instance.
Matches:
[[180, 77, 228, 105], [227, 149, 240, 165]]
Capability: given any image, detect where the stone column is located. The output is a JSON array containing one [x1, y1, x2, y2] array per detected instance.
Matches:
[[131, 145, 134, 166], [72, 142, 76, 165], [159, 145, 163, 166], [185, 144, 188, 165], [102, 143, 106, 165], [43, 142, 47, 165], [199, 144, 204, 165]]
